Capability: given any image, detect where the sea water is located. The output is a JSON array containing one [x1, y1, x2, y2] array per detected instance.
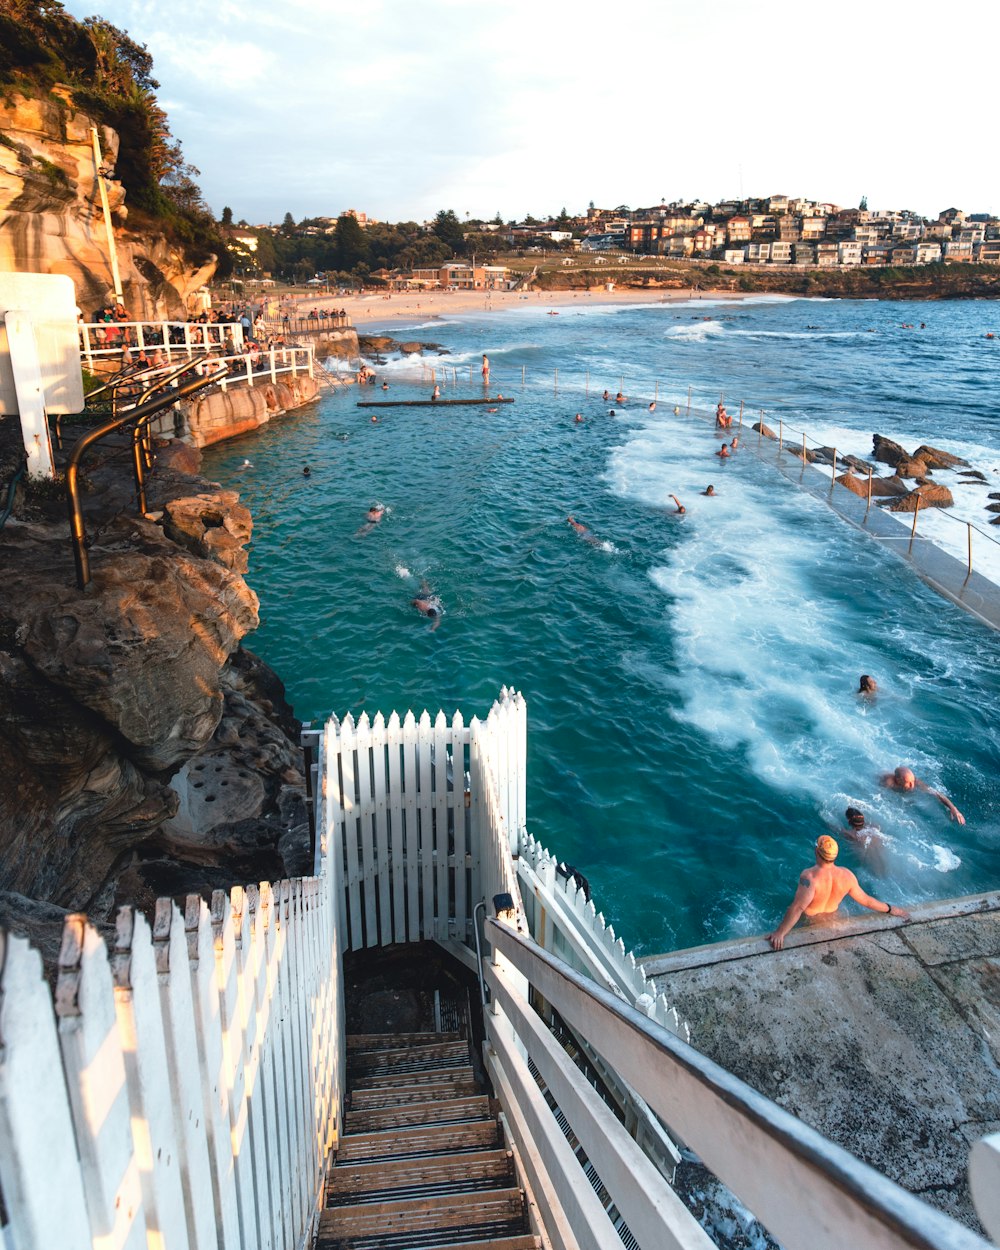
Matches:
[[203, 296, 1000, 955]]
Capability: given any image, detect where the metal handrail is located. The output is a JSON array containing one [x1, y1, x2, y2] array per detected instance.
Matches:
[[65, 365, 222, 589], [485, 917, 989, 1250]]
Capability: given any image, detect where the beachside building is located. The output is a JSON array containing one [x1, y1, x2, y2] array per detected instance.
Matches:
[[747, 241, 772, 263], [816, 242, 840, 267], [838, 241, 863, 265], [800, 215, 827, 240], [980, 239, 1000, 263], [726, 215, 752, 243], [723, 248, 747, 264], [770, 241, 793, 264], [915, 241, 943, 265], [794, 242, 816, 264]]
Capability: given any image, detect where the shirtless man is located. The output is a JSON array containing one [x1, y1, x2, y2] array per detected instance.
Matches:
[[702, 485, 716, 496], [669, 495, 685, 514], [880, 766, 965, 824], [858, 674, 877, 697], [717, 443, 730, 459], [412, 584, 443, 630], [767, 836, 908, 950]]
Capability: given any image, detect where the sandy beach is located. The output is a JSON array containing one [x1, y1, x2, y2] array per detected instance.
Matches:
[[285, 284, 742, 329]]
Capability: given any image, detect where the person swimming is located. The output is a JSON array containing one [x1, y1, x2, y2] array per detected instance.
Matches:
[[412, 583, 443, 629], [702, 485, 716, 496], [669, 494, 685, 514], [366, 503, 385, 523]]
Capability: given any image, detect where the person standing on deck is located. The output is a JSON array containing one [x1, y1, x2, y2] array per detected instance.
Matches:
[[482, 354, 490, 386], [767, 836, 908, 950]]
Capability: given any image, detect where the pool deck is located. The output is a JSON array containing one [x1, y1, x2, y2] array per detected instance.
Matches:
[[643, 891, 1000, 1233]]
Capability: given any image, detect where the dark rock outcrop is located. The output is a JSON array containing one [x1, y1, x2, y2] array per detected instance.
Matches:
[[0, 423, 307, 927], [873, 435, 910, 467], [753, 421, 776, 439], [868, 475, 911, 497], [913, 445, 970, 470], [836, 472, 870, 498], [889, 483, 955, 511], [894, 458, 929, 478]]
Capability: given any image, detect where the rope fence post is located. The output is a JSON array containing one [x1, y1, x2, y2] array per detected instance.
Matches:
[[554, 368, 558, 394], [779, 419, 784, 451], [968, 523, 973, 578], [687, 385, 692, 416], [585, 369, 590, 397], [909, 496, 921, 552], [802, 433, 807, 465], [758, 411, 763, 443], [654, 379, 659, 401], [866, 467, 873, 517], [739, 399, 744, 427], [521, 365, 525, 386], [831, 447, 837, 485]]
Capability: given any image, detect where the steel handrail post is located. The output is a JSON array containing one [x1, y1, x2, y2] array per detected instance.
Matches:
[[66, 367, 218, 589]]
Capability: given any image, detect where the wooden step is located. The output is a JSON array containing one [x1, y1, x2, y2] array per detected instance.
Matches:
[[350, 1076, 479, 1109], [350, 1062, 474, 1091], [336, 1119, 502, 1164], [317, 1187, 526, 1249], [344, 1094, 491, 1135], [429, 1240, 540, 1250], [328, 1148, 514, 1205], [347, 1031, 462, 1050], [350, 1041, 471, 1074]]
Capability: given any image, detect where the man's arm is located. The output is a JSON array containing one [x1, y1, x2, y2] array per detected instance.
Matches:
[[767, 875, 816, 951], [847, 876, 910, 920], [913, 778, 965, 824]]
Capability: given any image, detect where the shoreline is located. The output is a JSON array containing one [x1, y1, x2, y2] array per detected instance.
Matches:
[[293, 285, 751, 329]]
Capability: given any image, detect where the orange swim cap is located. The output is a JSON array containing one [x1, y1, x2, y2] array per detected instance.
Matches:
[[816, 835, 839, 862]]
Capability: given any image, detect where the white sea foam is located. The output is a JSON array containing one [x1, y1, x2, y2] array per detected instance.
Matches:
[[394, 563, 411, 580], [663, 321, 727, 343]]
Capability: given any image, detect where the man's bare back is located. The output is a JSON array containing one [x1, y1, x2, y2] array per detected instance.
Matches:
[[767, 835, 908, 950]]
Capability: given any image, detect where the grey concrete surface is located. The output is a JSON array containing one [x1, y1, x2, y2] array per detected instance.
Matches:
[[646, 893, 1000, 1233]]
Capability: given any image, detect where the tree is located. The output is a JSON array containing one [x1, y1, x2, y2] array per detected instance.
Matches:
[[431, 209, 464, 251], [281, 211, 296, 236], [334, 212, 368, 271], [859, 195, 868, 211], [221, 205, 233, 227]]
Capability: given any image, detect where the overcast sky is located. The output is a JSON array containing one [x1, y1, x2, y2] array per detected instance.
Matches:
[[62, 0, 999, 226]]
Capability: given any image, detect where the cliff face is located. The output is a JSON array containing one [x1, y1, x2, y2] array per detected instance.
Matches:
[[0, 87, 215, 317], [0, 423, 310, 940]]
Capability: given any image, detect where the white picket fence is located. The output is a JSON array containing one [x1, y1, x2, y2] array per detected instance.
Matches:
[[320, 688, 527, 952], [0, 880, 343, 1250], [78, 320, 246, 366]]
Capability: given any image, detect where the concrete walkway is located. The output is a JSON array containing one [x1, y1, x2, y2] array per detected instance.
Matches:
[[643, 892, 1000, 1234]]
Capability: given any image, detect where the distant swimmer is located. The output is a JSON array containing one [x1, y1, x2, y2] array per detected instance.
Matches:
[[382, 380, 389, 390], [302, 466, 311, 477], [237, 458, 253, 470], [412, 584, 443, 630], [879, 765, 965, 824], [767, 836, 908, 951], [575, 413, 583, 423], [669, 494, 686, 514], [602, 389, 610, 401], [615, 391, 626, 404], [648, 401, 656, 412], [702, 485, 716, 496], [431, 384, 440, 400], [567, 515, 600, 545], [716, 443, 731, 459], [486, 407, 498, 413], [730, 435, 740, 450], [858, 674, 878, 697], [370, 415, 378, 423], [366, 503, 385, 523]]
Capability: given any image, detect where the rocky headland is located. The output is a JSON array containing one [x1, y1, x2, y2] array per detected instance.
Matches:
[[0, 416, 310, 966], [0, 88, 213, 317]]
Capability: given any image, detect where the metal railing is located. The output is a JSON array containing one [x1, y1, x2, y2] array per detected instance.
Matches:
[[484, 917, 990, 1250], [78, 319, 245, 367], [65, 361, 219, 587]]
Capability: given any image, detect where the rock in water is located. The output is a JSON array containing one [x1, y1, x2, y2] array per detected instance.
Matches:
[[889, 483, 955, 511], [872, 434, 911, 467], [912, 444, 970, 470]]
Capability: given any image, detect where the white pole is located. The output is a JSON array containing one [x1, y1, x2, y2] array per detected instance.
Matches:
[[90, 127, 124, 305]]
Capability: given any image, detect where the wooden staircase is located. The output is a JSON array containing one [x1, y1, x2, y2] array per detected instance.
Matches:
[[318, 1031, 539, 1250]]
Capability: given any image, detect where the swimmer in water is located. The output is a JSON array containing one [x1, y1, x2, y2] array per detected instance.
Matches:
[[669, 494, 685, 514], [575, 413, 583, 423], [431, 384, 440, 400], [412, 583, 443, 630], [858, 674, 877, 697], [702, 485, 716, 496], [879, 765, 965, 824], [602, 390, 610, 401], [302, 466, 311, 477], [717, 443, 730, 459], [366, 503, 385, 523]]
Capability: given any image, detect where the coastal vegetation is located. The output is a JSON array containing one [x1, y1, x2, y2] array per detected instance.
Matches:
[[0, 0, 231, 273]]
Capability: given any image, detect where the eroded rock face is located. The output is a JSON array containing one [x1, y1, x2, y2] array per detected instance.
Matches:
[[873, 435, 910, 467], [0, 88, 214, 317], [913, 445, 970, 470], [836, 472, 870, 497], [0, 433, 305, 922]]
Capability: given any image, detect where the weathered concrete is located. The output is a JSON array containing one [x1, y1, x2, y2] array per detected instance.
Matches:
[[644, 893, 1000, 1233]]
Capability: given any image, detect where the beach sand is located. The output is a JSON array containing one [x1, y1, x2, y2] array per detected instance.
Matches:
[[285, 284, 743, 329]]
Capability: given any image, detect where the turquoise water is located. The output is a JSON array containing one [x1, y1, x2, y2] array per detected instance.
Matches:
[[203, 296, 1000, 955]]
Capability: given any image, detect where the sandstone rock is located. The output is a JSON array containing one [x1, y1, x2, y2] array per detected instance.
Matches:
[[154, 440, 202, 476], [162, 491, 253, 573], [912, 444, 969, 470], [0, 90, 215, 317], [894, 458, 929, 478], [873, 434, 910, 467], [753, 421, 776, 439], [836, 472, 869, 497], [19, 531, 259, 772], [959, 470, 988, 483], [889, 484, 955, 512], [868, 475, 911, 497]]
